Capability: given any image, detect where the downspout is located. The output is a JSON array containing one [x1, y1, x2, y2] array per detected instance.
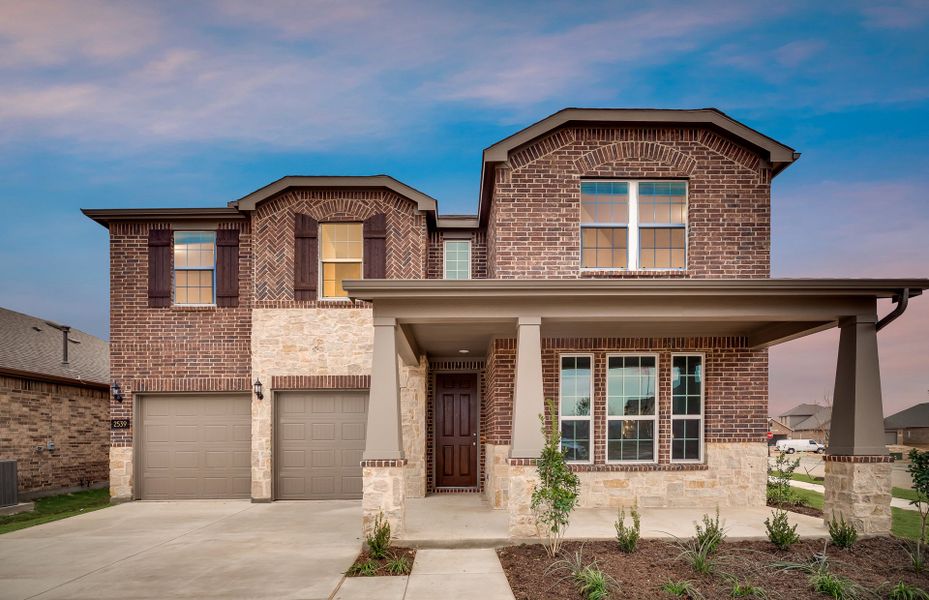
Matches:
[[876, 288, 910, 332]]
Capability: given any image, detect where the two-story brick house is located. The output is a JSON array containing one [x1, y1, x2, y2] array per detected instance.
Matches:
[[85, 108, 927, 536]]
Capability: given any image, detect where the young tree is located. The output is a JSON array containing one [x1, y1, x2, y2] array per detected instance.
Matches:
[[907, 448, 929, 570], [531, 398, 580, 557]]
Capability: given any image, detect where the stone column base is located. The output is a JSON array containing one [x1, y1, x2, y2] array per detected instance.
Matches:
[[484, 444, 511, 509], [109, 446, 133, 502], [823, 455, 893, 534], [506, 459, 540, 538], [362, 460, 406, 537]]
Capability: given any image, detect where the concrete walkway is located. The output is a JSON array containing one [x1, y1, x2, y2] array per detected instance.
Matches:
[[788, 479, 919, 512], [0, 500, 362, 600], [333, 549, 515, 600]]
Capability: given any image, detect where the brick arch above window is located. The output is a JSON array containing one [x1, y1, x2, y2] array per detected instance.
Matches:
[[573, 141, 698, 176]]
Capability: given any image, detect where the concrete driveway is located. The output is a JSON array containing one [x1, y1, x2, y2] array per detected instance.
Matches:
[[0, 500, 362, 600]]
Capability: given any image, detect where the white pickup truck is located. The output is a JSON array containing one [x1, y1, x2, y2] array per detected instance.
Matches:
[[775, 438, 826, 454]]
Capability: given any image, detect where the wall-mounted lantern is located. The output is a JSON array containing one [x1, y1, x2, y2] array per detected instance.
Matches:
[[111, 381, 123, 403], [254, 379, 264, 400]]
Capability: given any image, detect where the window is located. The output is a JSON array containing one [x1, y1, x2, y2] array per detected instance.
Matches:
[[580, 180, 687, 270], [174, 231, 215, 305], [444, 240, 471, 280], [320, 222, 362, 299], [606, 355, 657, 463], [559, 355, 593, 463], [671, 354, 704, 462]]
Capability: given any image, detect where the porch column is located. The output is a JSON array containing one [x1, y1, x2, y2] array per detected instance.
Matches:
[[823, 314, 893, 534], [510, 316, 545, 458], [361, 317, 406, 536]]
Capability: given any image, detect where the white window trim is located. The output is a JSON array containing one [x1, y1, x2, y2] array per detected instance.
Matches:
[[670, 352, 705, 464], [318, 222, 363, 302], [605, 353, 659, 465], [443, 239, 472, 280], [579, 180, 688, 272], [173, 230, 217, 307], [558, 353, 595, 465]]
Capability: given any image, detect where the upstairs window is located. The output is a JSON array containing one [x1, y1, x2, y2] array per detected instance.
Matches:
[[581, 180, 687, 270], [443, 240, 471, 280], [174, 231, 215, 305], [320, 222, 362, 299]]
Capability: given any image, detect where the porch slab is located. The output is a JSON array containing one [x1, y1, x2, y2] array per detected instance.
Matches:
[[399, 494, 828, 547]]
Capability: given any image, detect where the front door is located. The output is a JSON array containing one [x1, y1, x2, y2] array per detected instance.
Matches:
[[435, 373, 478, 488]]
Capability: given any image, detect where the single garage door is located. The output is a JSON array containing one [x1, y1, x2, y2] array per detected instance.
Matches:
[[276, 391, 367, 500], [139, 394, 251, 500]]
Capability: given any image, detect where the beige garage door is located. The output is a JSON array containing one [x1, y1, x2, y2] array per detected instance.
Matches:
[[139, 395, 251, 500], [275, 391, 367, 500]]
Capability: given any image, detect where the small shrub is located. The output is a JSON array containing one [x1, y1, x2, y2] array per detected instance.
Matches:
[[730, 581, 767, 598], [886, 581, 929, 600], [575, 565, 612, 600], [671, 534, 717, 575], [694, 508, 726, 554], [765, 509, 799, 550], [661, 579, 703, 599], [384, 553, 412, 575], [827, 512, 858, 549], [366, 512, 392, 559], [614, 505, 640, 553], [345, 558, 379, 577], [767, 452, 801, 506], [531, 399, 580, 557], [809, 571, 867, 599], [903, 540, 927, 574]]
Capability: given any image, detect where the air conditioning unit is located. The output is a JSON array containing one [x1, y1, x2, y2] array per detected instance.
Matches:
[[0, 461, 18, 507]]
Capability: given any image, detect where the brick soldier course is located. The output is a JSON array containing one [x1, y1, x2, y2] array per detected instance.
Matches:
[[84, 108, 928, 536]]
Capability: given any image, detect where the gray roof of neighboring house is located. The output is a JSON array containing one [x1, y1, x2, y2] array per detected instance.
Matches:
[[0, 307, 109, 387], [885, 403, 929, 430], [779, 403, 822, 418], [792, 406, 832, 431]]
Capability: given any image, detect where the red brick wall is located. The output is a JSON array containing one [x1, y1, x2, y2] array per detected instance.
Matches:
[[253, 189, 428, 307], [426, 230, 488, 279], [0, 375, 109, 494], [487, 126, 771, 279], [487, 337, 767, 462], [108, 220, 253, 447], [484, 338, 516, 445]]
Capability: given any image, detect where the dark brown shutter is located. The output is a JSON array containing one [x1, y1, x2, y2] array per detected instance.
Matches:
[[363, 213, 387, 279], [215, 229, 239, 307], [294, 213, 318, 300], [147, 228, 171, 308]]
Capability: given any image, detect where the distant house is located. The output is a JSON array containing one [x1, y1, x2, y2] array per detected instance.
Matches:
[[767, 417, 793, 445], [884, 403, 929, 446], [0, 307, 109, 498], [778, 403, 832, 444]]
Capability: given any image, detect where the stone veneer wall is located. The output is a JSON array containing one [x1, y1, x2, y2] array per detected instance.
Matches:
[[484, 443, 511, 508], [400, 358, 427, 498], [362, 462, 406, 535], [823, 456, 893, 534], [109, 446, 133, 501]]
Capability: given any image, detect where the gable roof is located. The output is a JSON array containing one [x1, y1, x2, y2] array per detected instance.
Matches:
[[885, 403, 929, 430], [792, 406, 832, 431], [780, 403, 823, 418], [0, 307, 109, 387]]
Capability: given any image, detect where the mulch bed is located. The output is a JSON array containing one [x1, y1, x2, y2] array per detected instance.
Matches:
[[345, 547, 416, 577], [498, 537, 929, 599]]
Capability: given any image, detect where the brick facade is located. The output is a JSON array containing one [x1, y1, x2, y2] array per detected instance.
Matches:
[[487, 126, 771, 279], [0, 375, 109, 495], [426, 230, 488, 279]]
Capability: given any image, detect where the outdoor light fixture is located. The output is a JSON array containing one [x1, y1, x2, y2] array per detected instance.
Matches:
[[254, 379, 264, 400], [458, 349, 470, 354], [111, 381, 123, 403]]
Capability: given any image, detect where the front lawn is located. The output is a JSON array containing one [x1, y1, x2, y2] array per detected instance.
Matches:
[[0, 488, 110, 534]]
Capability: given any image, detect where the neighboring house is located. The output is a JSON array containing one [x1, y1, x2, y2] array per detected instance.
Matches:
[[767, 417, 793, 445], [0, 307, 109, 498], [84, 108, 928, 536], [884, 403, 929, 446], [778, 403, 832, 444]]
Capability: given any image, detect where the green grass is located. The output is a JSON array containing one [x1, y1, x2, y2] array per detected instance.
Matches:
[[792, 488, 824, 510], [790, 473, 824, 485], [892, 507, 924, 541], [0, 488, 110, 534], [788, 474, 919, 503]]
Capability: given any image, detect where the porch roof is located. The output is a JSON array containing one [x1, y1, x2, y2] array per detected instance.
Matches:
[[344, 278, 928, 356]]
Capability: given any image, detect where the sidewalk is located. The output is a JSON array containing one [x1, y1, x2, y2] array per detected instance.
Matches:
[[788, 479, 918, 512], [333, 549, 515, 600]]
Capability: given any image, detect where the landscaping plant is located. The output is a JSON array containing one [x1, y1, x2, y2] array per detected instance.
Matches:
[[345, 558, 379, 577], [547, 550, 616, 600], [614, 505, 640, 553], [827, 512, 858, 549], [671, 533, 719, 575], [906, 448, 929, 571], [885, 582, 929, 600], [767, 451, 801, 506], [661, 579, 703, 599], [727, 578, 767, 599], [809, 571, 868, 599], [366, 512, 392, 559], [764, 509, 800, 550], [694, 507, 726, 554], [531, 399, 580, 557], [385, 554, 412, 576]]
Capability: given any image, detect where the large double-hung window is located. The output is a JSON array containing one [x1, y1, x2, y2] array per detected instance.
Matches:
[[174, 231, 216, 305], [559, 355, 592, 463], [607, 355, 658, 463], [581, 180, 687, 270], [671, 354, 704, 462]]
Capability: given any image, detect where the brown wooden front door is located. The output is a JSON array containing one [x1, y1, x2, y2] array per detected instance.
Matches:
[[435, 373, 478, 488]]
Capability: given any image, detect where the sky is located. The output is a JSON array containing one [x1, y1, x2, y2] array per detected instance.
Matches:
[[0, 0, 927, 417]]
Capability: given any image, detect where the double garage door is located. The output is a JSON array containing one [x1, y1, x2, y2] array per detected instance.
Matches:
[[138, 392, 366, 500]]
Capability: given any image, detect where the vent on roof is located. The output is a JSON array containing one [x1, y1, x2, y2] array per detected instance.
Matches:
[[32, 326, 41, 332]]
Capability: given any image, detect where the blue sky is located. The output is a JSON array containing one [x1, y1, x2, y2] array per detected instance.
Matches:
[[0, 0, 927, 415]]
